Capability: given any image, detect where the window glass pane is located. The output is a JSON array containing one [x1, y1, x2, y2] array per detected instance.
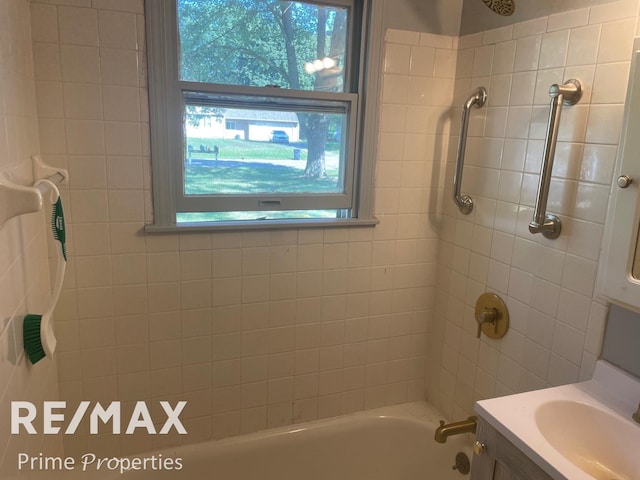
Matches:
[[177, 0, 348, 92], [177, 210, 338, 223], [184, 105, 347, 196]]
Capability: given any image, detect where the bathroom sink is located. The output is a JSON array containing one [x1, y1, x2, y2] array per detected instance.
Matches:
[[476, 361, 640, 480], [535, 400, 638, 480]]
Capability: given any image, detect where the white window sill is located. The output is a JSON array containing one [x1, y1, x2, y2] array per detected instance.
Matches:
[[144, 216, 379, 233]]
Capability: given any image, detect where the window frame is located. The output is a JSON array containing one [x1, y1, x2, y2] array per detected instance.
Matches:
[[145, 0, 383, 231]]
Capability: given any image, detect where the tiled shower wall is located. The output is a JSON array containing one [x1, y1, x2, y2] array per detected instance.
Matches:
[[0, 0, 62, 476], [30, 0, 457, 455], [429, 2, 640, 420], [24, 0, 640, 461]]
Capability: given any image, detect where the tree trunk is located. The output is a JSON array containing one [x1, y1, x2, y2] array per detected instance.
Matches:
[[305, 114, 327, 178], [279, 2, 300, 90], [304, 7, 329, 178]]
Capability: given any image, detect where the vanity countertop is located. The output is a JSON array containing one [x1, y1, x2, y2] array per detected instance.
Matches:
[[475, 361, 640, 480]]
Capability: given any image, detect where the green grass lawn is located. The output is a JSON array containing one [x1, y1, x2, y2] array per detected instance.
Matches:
[[187, 137, 306, 161], [185, 160, 340, 195], [187, 137, 340, 162], [185, 138, 341, 195]]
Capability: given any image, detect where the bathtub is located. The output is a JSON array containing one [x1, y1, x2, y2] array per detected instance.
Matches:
[[77, 403, 473, 480]]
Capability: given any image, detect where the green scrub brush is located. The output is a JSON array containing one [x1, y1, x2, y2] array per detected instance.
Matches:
[[24, 179, 67, 364]]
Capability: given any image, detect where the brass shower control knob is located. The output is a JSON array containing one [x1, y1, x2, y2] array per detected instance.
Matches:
[[475, 293, 509, 340]]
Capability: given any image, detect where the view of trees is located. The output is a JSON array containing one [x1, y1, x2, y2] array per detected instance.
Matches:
[[177, 0, 347, 179]]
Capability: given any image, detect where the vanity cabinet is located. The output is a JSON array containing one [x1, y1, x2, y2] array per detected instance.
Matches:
[[470, 418, 553, 480], [597, 41, 640, 311]]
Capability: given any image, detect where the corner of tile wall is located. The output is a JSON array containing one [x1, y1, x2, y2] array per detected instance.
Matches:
[[0, 0, 63, 475], [430, 3, 638, 420]]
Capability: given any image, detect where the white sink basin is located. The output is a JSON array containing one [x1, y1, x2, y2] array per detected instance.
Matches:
[[476, 361, 640, 480], [535, 400, 637, 480]]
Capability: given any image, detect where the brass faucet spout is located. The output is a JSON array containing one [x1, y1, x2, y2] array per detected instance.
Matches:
[[434, 416, 477, 443]]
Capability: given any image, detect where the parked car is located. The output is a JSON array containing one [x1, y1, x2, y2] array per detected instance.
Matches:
[[270, 130, 289, 144]]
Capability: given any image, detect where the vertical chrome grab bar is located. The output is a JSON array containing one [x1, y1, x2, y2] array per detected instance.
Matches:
[[454, 87, 487, 214], [529, 79, 582, 239]]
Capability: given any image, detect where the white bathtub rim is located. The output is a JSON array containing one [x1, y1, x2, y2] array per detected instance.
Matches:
[[60, 401, 474, 480], [148, 401, 470, 458]]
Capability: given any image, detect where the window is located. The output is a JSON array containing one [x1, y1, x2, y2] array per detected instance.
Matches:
[[145, 0, 381, 229]]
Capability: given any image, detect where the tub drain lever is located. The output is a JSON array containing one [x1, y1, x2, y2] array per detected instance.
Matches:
[[452, 452, 471, 475]]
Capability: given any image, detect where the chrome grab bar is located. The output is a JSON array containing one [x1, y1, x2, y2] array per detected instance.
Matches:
[[529, 79, 582, 239], [454, 87, 487, 214]]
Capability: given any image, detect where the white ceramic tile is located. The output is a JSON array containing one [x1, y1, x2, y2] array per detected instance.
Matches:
[[501, 139, 526, 172], [573, 182, 609, 223], [514, 35, 542, 72], [538, 30, 569, 69], [434, 49, 456, 78], [507, 268, 533, 304], [35, 81, 64, 118], [65, 119, 105, 154], [505, 106, 532, 139], [458, 33, 482, 50], [598, 18, 636, 63], [592, 62, 631, 104], [566, 24, 601, 66], [590, 0, 639, 24], [60, 45, 100, 83], [490, 231, 514, 264], [420, 33, 454, 49], [552, 321, 585, 365], [557, 105, 589, 143], [31, 3, 59, 43], [487, 259, 510, 294], [580, 144, 617, 184], [483, 26, 513, 46], [562, 254, 598, 297], [484, 107, 508, 138], [409, 46, 435, 77], [548, 8, 590, 31], [492, 40, 516, 75], [513, 18, 548, 39], [585, 104, 625, 144], [385, 29, 420, 45], [488, 74, 512, 107], [147, 283, 181, 313], [69, 189, 108, 223], [472, 45, 494, 77], [535, 246, 565, 285], [102, 86, 140, 121], [58, 6, 99, 46], [455, 48, 474, 79], [98, 9, 138, 50], [510, 237, 538, 273], [382, 74, 409, 104], [100, 48, 139, 86], [530, 277, 561, 318], [509, 72, 536, 106]]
